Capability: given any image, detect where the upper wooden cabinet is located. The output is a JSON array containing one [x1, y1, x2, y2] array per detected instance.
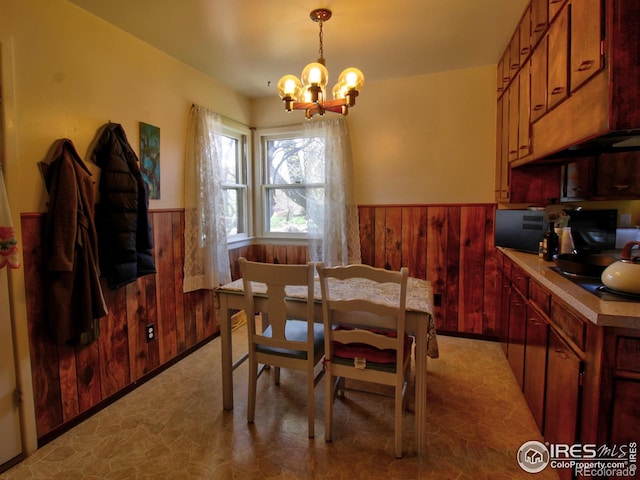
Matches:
[[548, 0, 568, 23], [519, 5, 532, 66], [593, 151, 640, 199], [531, 0, 549, 48], [530, 36, 548, 123], [546, 4, 569, 111], [570, 0, 603, 93], [496, 0, 640, 202]]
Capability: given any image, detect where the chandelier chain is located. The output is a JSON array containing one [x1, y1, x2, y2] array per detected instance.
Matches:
[[318, 21, 324, 61]]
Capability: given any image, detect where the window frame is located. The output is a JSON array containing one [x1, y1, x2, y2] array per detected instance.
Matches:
[[254, 125, 325, 241], [219, 120, 252, 245]]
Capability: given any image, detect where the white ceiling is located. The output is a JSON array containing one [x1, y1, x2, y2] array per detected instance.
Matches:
[[68, 0, 528, 99]]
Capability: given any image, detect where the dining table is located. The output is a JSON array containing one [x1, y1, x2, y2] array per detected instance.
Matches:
[[215, 274, 438, 455]]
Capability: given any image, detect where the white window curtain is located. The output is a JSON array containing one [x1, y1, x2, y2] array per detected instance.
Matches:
[[183, 104, 231, 292], [305, 117, 361, 266]]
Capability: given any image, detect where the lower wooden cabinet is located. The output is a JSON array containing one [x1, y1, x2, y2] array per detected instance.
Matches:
[[507, 289, 527, 389], [545, 329, 582, 480], [523, 305, 549, 432], [497, 249, 640, 480]]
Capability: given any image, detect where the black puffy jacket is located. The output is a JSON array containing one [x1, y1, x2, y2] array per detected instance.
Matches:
[[92, 123, 156, 289]]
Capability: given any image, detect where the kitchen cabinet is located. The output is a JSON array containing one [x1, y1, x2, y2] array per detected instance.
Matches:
[[546, 3, 569, 111], [530, 0, 548, 48], [593, 150, 640, 198], [519, 5, 532, 66], [570, 0, 603, 93], [517, 61, 531, 159], [560, 158, 593, 202], [498, 248, 640, 470], [548, 0, 567, 22], [523, 303, 549, 431], [496, 0, 640, 203], [507, 77, 520, 163], [508, 31, 521, 82], [506, 263, 528, 389], [495, 95, 510, 202], [530, 36, 547, 123], [607, 332, 640, 445], [544, 328, 581, 480], [508, 289, 527, 389]]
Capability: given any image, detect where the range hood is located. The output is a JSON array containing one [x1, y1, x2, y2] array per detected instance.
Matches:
[[547, 129, 640, 160]]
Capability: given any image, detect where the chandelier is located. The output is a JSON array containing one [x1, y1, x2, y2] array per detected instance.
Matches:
[[277, 8, 365, 119]]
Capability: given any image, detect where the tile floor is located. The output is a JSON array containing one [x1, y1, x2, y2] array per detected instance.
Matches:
[[1, 327, 560, 479]]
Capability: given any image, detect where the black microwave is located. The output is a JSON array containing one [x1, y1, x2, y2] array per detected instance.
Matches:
[[495, 209, 617, 254]]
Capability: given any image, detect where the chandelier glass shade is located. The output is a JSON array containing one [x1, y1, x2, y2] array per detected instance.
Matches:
[[277, 9, 364, 119]]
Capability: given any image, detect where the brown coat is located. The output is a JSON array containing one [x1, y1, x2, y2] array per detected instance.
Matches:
[[41, 139, 108, 345]]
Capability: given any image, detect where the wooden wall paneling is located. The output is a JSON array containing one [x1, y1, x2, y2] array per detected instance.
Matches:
[[459, 206, 487, 334], [75, 341, 101, 413], [57, 345, 79, 422], [153, 212, 177, 363], [126, 279, 149, 381], [290, 245, 309, 264], [143, 275, 160, 369], [358, 206, 375, 266], [426, 207, 448, 331], [374, 207, 386, 269], [228, 246, 244, 279], [384, 207, 403, 271], [445, 207, 462, 332], [202, 290, 216, 338], [483, 205, 499, 335], [401, 206, 428, 279], [99, 283, 130, 398], [21, 214, 63, 438], [170, 211, 187, 347], [185, 289, 200, 348]]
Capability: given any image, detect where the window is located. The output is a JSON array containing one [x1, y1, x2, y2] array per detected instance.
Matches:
[[259, 127, 325, 237], [219, 124, 250, 240]]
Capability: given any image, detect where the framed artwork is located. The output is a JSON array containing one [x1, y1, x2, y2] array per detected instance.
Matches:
[[139, 122, 160, 199]]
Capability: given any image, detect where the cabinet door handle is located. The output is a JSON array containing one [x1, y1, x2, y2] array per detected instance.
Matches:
[[551, 87, 564, 95], [520, 47, 530, 55], [533, 23, 546, 33], [577, 59, 594, 71], [533, 104, 545, 111], [614, 184, 630, 191], [554, 349, 569, 360]]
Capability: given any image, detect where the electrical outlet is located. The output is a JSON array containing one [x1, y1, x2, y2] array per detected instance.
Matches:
[[620, 213, 631, 227], [145, 323, 155, 342], [433, 293, 442, 307]]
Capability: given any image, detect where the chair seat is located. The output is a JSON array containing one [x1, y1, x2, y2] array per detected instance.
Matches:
[[332, 326, 413, 365], [256, 320, 324, 360]]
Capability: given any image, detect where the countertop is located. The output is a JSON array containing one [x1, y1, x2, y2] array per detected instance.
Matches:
[[499, 248, 640, 330]]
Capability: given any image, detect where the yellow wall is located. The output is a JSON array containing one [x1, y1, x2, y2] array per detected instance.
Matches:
[[252, 65, 498, 204], [0, 0, 253, 455]]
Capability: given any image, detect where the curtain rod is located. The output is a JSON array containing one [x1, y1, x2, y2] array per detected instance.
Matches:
[[191, 103, 251, 130]]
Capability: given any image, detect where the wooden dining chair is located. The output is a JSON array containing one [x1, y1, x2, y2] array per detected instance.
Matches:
[[238, 257, 325, 438], [316, 263, 411, 458]]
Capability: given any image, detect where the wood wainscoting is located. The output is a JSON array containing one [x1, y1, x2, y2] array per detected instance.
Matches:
[[21, 210, 218, 444], [358, 204, 498, 335], [21, 203, 498, 444]]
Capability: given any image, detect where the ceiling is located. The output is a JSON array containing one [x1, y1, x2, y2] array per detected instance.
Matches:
[[68, 0, 528, 99]]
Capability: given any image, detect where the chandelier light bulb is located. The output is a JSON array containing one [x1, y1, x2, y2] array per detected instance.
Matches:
[[277, 75, 302, 100], [301, 62, 328, 89], [332, 82, 347, 100], [338, 67, 365, 91]]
